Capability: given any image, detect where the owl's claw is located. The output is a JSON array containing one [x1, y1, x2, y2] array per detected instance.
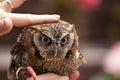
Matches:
[[16, 67, 26, 80], [16, 66, 38, 80]]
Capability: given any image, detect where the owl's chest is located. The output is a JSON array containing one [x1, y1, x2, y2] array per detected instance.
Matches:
[[31, 56, 78, 76]]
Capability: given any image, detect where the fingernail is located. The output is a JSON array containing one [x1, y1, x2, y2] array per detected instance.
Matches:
[[52, 14, 60, 18]]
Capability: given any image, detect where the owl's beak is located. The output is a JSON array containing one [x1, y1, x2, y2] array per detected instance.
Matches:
[[54, 48, 57, 57], [52, 41, 60, 57], [53, 45, 60, 57], [53, 44, 59, 57], [52, 41, 63, 57]]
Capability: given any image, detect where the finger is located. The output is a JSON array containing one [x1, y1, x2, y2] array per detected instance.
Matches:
[[0, 18, 13, 36], [27, 73, 69, 80], [7, 13, 60, 27], [69, 70, 80, 80]]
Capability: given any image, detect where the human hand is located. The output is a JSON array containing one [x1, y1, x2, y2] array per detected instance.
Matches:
[[69, 70, 80, 80], [0, 0, 60, 36], [27, 70, 80, 80]]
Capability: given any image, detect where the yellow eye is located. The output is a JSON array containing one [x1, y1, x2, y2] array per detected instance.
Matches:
[[41, 36, 51, 44], [61, 37, 68, 45]]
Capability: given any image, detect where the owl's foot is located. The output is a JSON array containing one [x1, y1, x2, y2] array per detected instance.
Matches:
[[16, 67, 26, 80], [16, 66, 38, 80]]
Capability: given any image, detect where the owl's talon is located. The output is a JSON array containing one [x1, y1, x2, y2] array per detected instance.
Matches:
[[16, 66, 38, 80], [16, 67, 26, 80]]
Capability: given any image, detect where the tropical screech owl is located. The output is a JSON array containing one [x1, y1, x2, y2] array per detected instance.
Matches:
[[8, 20, 86, 80]]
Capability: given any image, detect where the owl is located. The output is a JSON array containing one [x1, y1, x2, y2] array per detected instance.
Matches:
[[8, 20, 86, 80]]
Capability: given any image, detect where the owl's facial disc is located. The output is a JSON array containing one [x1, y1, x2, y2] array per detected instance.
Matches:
[[33, 33, 70, 58], [33, 27, 73, 59], [33, 33, 52, 58]]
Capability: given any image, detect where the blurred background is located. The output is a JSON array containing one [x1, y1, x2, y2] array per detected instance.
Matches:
[[0, 0, 120, 80]]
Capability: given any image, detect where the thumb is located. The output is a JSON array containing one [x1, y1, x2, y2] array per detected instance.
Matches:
[[0, 18, 13, 36], [69, 70, 80, 80]]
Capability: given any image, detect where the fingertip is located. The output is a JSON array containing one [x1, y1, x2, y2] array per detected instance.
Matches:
[[69, 70, 80, 80], [73, 70, 80, 77], [0, 18, 13, 36], [51, 14, 60, 19]]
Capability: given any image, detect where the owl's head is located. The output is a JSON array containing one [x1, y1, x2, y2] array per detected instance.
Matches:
[[19, 20, 79, 59]]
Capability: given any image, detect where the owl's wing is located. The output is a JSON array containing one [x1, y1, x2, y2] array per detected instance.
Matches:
[[77, 50, 87, 64], [8, 33, 27, 80], [8, 45, 29, 80], [10, 42, 24, 55]]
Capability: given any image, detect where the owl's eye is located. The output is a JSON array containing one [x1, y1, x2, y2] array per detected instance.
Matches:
[[61, 37, 68, 45], [41, 36, 51, 44]]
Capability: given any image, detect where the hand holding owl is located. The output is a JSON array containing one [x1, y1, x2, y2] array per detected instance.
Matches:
[[27, 70, 80, 80]]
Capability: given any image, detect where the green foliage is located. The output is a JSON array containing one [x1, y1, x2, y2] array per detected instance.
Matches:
[[112, 2, 120, 20], [89, 72, 118, 80]]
